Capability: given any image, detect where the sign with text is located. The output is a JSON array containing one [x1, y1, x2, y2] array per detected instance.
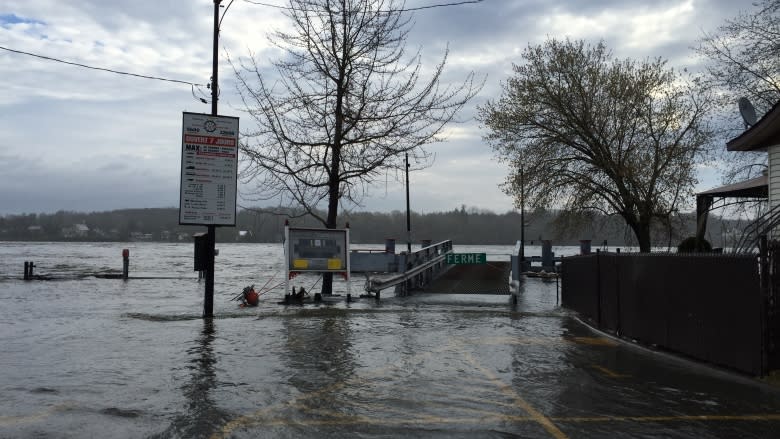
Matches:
[[446, 253, 487, 264], [179, 112, 239, 226]]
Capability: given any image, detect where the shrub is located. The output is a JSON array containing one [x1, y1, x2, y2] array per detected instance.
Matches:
[[677, 236, 712, 253]]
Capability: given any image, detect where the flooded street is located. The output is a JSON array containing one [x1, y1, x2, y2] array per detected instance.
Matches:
[[1, 242, 780, 438]]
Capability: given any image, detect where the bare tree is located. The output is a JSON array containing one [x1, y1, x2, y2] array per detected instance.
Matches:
[[234, 0, 480, 226], [696, 0, 780, 182], [478, 38, 714, 252], [697, 0, 780, 115]]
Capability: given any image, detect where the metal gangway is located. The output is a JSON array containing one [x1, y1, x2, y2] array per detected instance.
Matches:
[[364, 240, 453, 297]]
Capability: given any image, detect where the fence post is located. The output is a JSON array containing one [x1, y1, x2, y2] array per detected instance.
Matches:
[[760, 235, 769, 376], [542, 240, 553, 270], [596, 253, 602, 328], [614, 254, 621, 336]]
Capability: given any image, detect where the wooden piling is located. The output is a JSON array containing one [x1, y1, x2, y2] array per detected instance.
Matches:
[[122, 249, 129, 280], [24, 261, 34, 280]]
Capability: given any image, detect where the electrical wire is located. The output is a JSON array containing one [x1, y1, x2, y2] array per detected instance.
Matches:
[[242, 0, 484, 13], [192, 84, 209, 104], [0, 44, 205, 87], [2, 0, 481, 93]]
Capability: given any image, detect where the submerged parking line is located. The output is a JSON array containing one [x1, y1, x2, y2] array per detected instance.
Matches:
[[211, 337, 571, 438], [590, 364, 631, 378], [460, 335, 617, 348], [460, 349, 569, 439], [209, 412, 780, 430], [555, 414, 780, 423], [211, 333, 780, 438], [215, 414, 538, 428], [0, 403, 73, 427], [210, 343, 459, 439]]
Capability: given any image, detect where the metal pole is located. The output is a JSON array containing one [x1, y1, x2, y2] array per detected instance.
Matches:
[[520, 167, 525, 266], [211, 0, 220, 117], [204, 0, 221, 318], [405, 152, 411, 254]]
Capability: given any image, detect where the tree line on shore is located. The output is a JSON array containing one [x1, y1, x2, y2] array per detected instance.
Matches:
[[0, 206, 746, 248]]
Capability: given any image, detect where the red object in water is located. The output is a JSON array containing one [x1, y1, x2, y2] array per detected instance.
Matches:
[[122, 249, 129, 259], [245, 289, 259, 306]]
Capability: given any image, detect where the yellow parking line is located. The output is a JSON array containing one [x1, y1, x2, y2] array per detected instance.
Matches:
[[211, 412, 780, 430], [461, 349, 568, 439], [590, 364, 631, 378], [211, 342, 458, 439], [567, 336, 617, 347], [556, 414, 780, 423], [461, 336, 616, 348], [0, 403, 73, 427]]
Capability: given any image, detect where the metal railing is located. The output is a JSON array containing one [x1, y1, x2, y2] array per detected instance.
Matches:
[[365, 240, 452, 294]]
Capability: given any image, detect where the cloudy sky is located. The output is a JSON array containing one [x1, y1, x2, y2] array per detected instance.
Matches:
[[0, 0, 750, 217]]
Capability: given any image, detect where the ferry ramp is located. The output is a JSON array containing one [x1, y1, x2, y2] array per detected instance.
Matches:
[[421, 261, 511, 294]]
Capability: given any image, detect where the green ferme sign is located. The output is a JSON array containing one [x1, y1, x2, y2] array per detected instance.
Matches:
[[446, 253, 487, 264]]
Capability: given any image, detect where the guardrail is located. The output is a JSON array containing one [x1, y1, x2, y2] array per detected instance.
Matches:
[[365, 240, 453, 296]]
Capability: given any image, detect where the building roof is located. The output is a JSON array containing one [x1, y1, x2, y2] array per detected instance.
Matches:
[[727, 101, 780, 152], [696, 174, 768, 198]]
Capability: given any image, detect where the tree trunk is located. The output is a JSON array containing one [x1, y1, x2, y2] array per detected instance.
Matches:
[[321, 77, 345, 296], [321, 160, 340, 296], [635, 218, 652, 253]]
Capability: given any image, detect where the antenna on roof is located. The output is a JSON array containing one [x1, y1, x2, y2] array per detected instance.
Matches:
[[739, 97, 758, 129]]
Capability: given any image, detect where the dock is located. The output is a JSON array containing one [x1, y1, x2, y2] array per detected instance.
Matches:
[[361, 241, 515, 297]]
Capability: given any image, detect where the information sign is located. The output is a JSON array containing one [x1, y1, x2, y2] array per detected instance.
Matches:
[[446, 253, 487, 264], [286, 227, 349, 273], [179, 112, 239, 226]]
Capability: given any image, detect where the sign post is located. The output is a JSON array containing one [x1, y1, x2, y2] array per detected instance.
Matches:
[[178, 0, 236, 318], [179, 112, 238, 318]]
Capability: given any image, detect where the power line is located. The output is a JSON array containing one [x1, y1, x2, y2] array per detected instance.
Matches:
[[1, 0, 483, 86], [0, 45, 205, 86], [242, 0, 484, 13]]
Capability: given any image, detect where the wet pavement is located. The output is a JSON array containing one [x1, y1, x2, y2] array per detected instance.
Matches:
[[202, 305, 780, 439], [2, 243, 780, 438]]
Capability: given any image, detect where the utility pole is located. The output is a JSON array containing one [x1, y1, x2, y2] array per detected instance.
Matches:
[[405, 152, 412, 253], [204, 0, 221, 318]]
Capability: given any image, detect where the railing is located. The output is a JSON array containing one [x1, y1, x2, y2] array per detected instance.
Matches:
[[365, 240, 452, 294]]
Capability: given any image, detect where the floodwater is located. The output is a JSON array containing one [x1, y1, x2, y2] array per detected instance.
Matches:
[[1, 242, 779, 438]]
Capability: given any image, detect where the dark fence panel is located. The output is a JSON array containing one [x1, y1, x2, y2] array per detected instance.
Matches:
[[620, 255, 669, 348], [560, 254, 599, 323], [561, 252, 763, 376], [598, 254, 619, 332], [768, 241, 780, 371]]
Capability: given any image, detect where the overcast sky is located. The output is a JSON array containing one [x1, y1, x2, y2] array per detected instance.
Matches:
[[0, 0, 750, 217]]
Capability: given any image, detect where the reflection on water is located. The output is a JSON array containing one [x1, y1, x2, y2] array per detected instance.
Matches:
[[281, 310, 356, 417], [151, 319, 229, 439]]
